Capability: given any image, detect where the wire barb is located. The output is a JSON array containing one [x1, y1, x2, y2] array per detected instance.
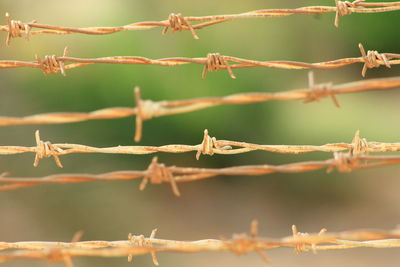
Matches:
[[350, 130, 369, 156], [226, 220, 270, 262], [359, 43, 391, 77], [202, 53, 236, 79], [162, 13, 199, 39], [197, 129, 217, 159], [331, 152, 361, 172], [291, 225, 327, 254], [303, 71, 339, 107], [134, 87, 166, 142], [35, 47, 69, 76], [45, 248, 74, 267], [5, 12, 35, 46], [196, 129, 232, 160], [140, 157, 180, 197], [128, 229, 159, 265], [33, 130, 63, 168], [327, 130, 370, 172], [334, 0, 365, 27], [45, 232, 83, 267]]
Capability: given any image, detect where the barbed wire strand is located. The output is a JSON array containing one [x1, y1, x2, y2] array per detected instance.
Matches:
[[1, 129, 400, 169], [1, 74, 399, 142], [1, 1, 400, 44], [0, 43, 399, 77], [1, 152, 400, 195], [1, 221, 400, 266]]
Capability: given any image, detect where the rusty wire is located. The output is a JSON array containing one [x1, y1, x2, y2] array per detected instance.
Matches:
[[1, 1, 400, 45], [1, 74, 400, 142], [1, 221, 400, 266], [1, 129, 400, 169], [0, 43, 399, 77], [1, 151, 400, 195]]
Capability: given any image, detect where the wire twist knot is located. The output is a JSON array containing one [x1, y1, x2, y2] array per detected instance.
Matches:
[[197, 129, 217, 159], [34, 130, 63, 168], [134, 87, 167, 142], [226, 220, 269, 262], [359, 43, 391, 77], [291, 225, 327, 254], [328, 152, 360, 173], [140, 100, 164, 120], [5, 13, 35, 46], [196, 129, 231, 160], [162, 13, 199, 39], [44, 247, 75, 267], [326, 131, 369, 173], [303, 72, 340, 107], [140, 157, 180, 196], [202, 53, 236, 79], [350, 130, 368, 156], [35, 47, 69, 76], [334, 0, 365, 27], [45, 248, 65, 263], [128, 229, 159, 265]]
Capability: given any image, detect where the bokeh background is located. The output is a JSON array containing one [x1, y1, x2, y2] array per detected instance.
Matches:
[[0, 0, 400, 266]]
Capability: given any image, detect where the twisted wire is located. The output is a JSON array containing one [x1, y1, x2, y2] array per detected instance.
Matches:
[[1, 129, 400, 168], [0, 153, 399, 194], [0, 44, 399, 77], [1, 222, 400, 266], [1, 1, 400, 44], [1, 75, 399, 142]]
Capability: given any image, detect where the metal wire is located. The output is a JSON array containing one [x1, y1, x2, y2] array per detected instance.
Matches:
[[1, 221, 400, 266], [1, 150, 400, 196], [1, 74, 399, 142], [0, 127, 396, 163], [0, 44, 398, 77], [1, 1, 400, 45], [1, 129, 399, 169]]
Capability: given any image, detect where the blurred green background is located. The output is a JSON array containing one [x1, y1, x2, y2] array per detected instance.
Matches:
[[0, 0, 400, 266]]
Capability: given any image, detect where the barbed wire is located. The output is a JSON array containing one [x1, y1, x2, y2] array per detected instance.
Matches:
[[1, 74, 399, 142], [2, 2, 400, 267], [1, 152, 400, 196], [1, 1, 400, 45], [1, 221, 400, 266], [0, 43, 399, 77], [0, 129, 400, 171], [1, 129, 400, 169]]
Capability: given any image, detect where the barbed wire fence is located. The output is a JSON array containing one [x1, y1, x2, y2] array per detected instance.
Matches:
[[1, 221, 400, 267], [0, 44, 399, 77], [1, 1, 400, 45], [1, 74, 399, 142], [1, 1, 400, 266]]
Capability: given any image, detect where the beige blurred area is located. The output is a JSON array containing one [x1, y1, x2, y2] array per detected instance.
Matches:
[[0, 0, 400, 266]]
